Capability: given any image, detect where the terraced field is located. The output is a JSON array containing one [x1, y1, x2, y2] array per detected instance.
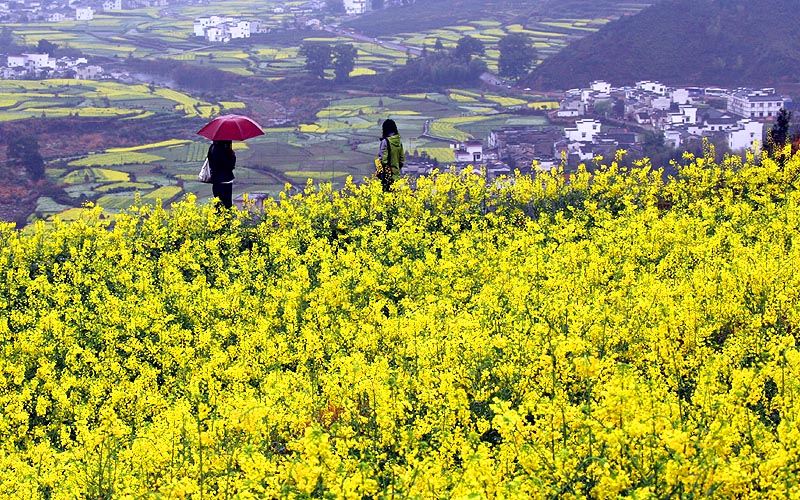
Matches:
[[2, 0, 659, 226], [0, 80, 222, 121]]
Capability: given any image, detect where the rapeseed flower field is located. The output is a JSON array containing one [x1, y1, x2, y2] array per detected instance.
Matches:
[[2, 147, 800, 498]]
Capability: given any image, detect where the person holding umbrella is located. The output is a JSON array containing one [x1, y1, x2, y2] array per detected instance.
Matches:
[[207, 140, 236, 209], [197, 114, 265, 209]]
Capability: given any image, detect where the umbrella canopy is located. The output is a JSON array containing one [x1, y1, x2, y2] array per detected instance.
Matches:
[[197, 114, 265, 141]]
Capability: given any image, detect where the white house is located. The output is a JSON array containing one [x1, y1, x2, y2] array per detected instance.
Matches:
[[636, 80, 666, 95], [6, 55, 27, 68], [102, 0, 122, 10], [703, 116, 740, 133], [565, 119, 601, 143], [344, 0, 368, 15], [194, 16, 222, 37], [228, 21, 251, 39], [727, 119, 763, 152], [557, 99, 585, 118], [47, 12, 66, 22], [679, 105, 698, 125], [7, 53, 55, 70], [74, 64, 103, 79], [651, 96, 671, 111], [670, 88, 690, 105], [727, 89, 785, 120], [667, 112, 686, 127], [451, 141, 483, 163], [664, 129, 682, 149], [590, 80, 612, 94], [194, 16, 251, 42], [205, 26, 226, 43], [75, 6, 93, 20]]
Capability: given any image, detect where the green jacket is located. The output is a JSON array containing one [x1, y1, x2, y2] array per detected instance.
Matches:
[[380, 134, 404, 177]]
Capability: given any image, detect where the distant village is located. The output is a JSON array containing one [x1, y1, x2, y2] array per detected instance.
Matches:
[[404, 81, 789, 179], [0, 0, 397, 27], [0, 0, 169, 23]]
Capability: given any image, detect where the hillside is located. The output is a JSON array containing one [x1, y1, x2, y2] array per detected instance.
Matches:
[[344, 0, 657, 37], [4, 152, 800, 496], [527, 0, 800, 90]]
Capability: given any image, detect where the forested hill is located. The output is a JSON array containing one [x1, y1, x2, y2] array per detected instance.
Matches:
[[526, 0, 800, 91]]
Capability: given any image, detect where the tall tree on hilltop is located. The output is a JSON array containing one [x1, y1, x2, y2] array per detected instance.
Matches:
[[300, 42, 332, 80], [332, 43, 357, 82], [453, 35, 484, 62], [498, 33, 537, 81]]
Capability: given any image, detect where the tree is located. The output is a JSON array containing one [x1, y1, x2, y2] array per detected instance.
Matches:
[[300, 42, 332, 79], [498, 33, 537, 81], [372, 0, 384, 8], [641, 130, 681, 169], [593, 100, 613, 118], [767, 108, 792, 157], [7, 132, 44, 181], [325, 0, 344, 13], [0, 26, 17, 52], [332, 43, 357, 82], [37, 39, 58, 55], [612, 99, 626, 119], [453, 35, 484, 62], [434, 38, 444, 52]]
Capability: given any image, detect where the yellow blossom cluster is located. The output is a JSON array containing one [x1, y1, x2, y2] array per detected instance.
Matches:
[[2, 146, 800, 498]]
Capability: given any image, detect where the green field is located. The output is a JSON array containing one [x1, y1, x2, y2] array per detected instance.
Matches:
[[17, 87, 559, 223]]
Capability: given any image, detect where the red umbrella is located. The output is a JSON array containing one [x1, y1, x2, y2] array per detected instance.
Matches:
[[197, 114, 265, 141]]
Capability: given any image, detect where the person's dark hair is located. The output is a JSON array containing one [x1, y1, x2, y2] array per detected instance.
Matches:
[[381, 119, 399, 139], [210, 140, 234, 155]]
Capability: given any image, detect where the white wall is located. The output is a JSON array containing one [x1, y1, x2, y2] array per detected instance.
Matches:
[[728, 120, 763, 152], [75, 7, 93, 20]]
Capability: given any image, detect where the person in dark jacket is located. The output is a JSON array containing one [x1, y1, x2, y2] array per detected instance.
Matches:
[[376, 119, 404, 192], [207, 140, 236, 209]]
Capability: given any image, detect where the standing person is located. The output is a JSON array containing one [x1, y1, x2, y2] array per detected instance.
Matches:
[[207, 140, 236, 209], [376, 119, 404, 192]]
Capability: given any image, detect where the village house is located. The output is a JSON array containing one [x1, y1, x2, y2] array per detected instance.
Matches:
[[487, 126, 562, 170], [556, 98, 586, 118], [636, 80, 667, 96], [727, 119, 764, 152], [7, 53, 55, 71], [450, 141, 483, 163], [194, 15, 251, 42], [5, 53, 102, 79], [727, 88, 786, 120], [564, 119, 601, 143], [75, 6, 93, 20], [75, 7, 94, 21], [343, 0, 368, 15]]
